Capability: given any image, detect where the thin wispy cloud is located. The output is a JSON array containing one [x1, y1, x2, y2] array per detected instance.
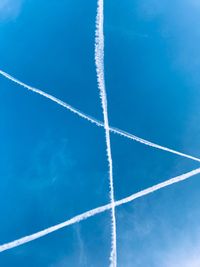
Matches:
[[75, 225, 88, 266], [160, 245, 200, 267]]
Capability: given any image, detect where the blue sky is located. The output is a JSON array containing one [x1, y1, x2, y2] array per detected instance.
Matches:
[[0, 0, 200, 266]]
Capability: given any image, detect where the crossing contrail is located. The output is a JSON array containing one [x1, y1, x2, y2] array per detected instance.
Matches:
[[95, 0, 117, 266], [0, 69, 200, 164], [0, 167, 200, 254]]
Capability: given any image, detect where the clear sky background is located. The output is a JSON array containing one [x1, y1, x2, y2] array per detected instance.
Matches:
[[0, 0, 200, 266]]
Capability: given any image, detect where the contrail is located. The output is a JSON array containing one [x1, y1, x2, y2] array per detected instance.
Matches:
[[0, 70, 102, 127], [95, 0, 117, 266], [110, 127, 200, 163], [0, 167, 200, 253], [115, 167, 200, 207], [0, 69, 200, 164]]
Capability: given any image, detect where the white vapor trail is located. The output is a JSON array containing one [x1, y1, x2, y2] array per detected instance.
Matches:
[[95, 0, 117, 266], [0, 69, 200, 164], [0, 167, 200, 253], [0, 70, 101, 127]]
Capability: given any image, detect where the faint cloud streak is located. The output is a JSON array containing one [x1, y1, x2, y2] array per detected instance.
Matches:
[[75, 225, 88, 266]]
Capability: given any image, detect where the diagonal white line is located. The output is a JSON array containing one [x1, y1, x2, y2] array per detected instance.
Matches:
[[0, 69, 200, 163], [0, 70, 101, 126], [95, 0, 117, 266], [0, 167, 200, 253]]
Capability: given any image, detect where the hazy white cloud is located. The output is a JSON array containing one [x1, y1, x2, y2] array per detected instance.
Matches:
[[120, 214, 200, 267], [159, 237, 200, 267], [0, 0, 23, 21], [119, 195, 200, 267]]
